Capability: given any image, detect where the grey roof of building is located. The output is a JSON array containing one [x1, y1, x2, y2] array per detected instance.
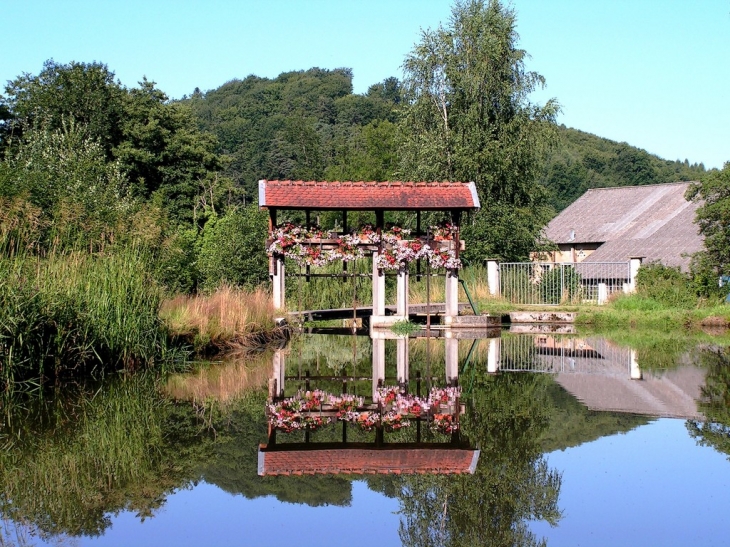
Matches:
[[545, 182, 703, 270]]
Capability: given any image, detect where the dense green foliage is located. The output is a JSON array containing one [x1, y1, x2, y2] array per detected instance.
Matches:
[[542, 126, 707, 211]]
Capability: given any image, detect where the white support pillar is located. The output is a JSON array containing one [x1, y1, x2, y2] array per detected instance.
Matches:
[[627, 256, 644, 294], [372, 337, 386, 398], [487, 337, 501, 374], [597, 283, 608, 305], [371, 252, 385, 324], [487, 260, 500, 297], [271, 349, 286, 398], [272, 256, 285, 310], [444, 269, 460, 325], [445, 335, 459, 384], [396, 268, 409, 320], [630, 349, 642, 380], [396, 336, 409, 384]]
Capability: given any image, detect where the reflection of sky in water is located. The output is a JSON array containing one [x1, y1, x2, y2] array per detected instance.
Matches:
[[530, 418, 730, 546], [54, 418, 730, 547], [85, 481, 400, 547]]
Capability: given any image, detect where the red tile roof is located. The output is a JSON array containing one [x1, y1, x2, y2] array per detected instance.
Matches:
[[258, 180, 480, 211], [258, 445, 480, 476]]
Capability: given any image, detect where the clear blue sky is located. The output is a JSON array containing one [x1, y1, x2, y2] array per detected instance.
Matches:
[[3, 0, 728, 170]]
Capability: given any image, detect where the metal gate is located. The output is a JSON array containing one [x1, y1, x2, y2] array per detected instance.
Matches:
[[499, 262, 630, 305]]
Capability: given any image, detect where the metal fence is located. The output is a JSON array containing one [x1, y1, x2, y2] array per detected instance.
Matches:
[[499, 261, 630, 305]]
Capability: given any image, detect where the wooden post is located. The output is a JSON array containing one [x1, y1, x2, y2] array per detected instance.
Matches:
[[273, 349, 286, 398]]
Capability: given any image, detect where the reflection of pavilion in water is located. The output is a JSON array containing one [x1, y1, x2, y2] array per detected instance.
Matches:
[[259, 332, 706, 476], [493, 334, 704, 419], [259, 331, 483, 477]]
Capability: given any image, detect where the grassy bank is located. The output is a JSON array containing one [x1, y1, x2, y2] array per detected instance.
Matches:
[[575, 294, 730, 331]]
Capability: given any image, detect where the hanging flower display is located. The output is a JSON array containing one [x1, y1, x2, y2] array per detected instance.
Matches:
[[430, 222, 459, 241], [267, 222, 462, 269], [341, 410, 380, 431], [381, 411, 409, 431], [327, 393, 364, 417], [431, 413, 459, 434], [268, 387, 460, 434]]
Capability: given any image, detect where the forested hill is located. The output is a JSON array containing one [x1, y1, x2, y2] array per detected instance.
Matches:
[[186, 69, 707, 214], [541, 126, 707, 212], [186, 68, 401, 201]]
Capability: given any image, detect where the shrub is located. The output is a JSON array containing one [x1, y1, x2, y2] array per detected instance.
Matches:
[[635, 262, 697, 308], [197, 206, 269, 291]]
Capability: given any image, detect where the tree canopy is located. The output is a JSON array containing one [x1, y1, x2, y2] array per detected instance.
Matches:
[[398, 0, 559, 262], [686, 162, 730, 276]]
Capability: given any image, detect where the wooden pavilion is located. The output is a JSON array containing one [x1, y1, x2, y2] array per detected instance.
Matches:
[[258, 180, 481, 327]]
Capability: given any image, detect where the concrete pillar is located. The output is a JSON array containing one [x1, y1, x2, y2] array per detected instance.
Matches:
[[272, 256, 285, 310], [597, 282, 608, 305], [630, 349, 642, 380], [444, 268, 459, 325], [445, 335, 459, 384], [396, 336, 409, 384], [272, 349, 286, 398], [372, 337, 386, 398], [396, 268, 409, 320], [487, 337, 501, 374], [487, 260, 500, 296], [627, 257, 643, 294]]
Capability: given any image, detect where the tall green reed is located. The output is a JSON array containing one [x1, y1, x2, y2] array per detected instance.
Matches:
[[0, 248, 169, 389]]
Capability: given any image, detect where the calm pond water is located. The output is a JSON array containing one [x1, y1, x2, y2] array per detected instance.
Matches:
[[3, 331, 730, 547]]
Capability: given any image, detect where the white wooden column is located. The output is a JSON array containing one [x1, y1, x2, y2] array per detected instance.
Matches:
[[396, 336, 409, 384], [445, 335, 459, 384], [370, 251, 387, 327], [487, 337, 501, 374], [372, 337, 386, 398], [630, 349, 642, 380], [626, 256, 644, 294], [271, 348, 286, 398], [272, 256, 285, 310], [444, 268, 459, 325], [396, 267, 409, 320]]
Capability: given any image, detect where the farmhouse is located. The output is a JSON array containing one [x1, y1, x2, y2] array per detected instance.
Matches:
[[543, 181, 703, 271]]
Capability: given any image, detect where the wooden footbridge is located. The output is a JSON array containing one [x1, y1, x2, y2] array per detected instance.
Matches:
[[288, 302, 474, 323]]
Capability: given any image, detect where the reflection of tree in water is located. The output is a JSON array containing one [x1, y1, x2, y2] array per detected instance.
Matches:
[[0, 375, 212, 538], [290, 334, 371, 375], [687, 346, 730, 457], [369, 372, 562, 547]]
